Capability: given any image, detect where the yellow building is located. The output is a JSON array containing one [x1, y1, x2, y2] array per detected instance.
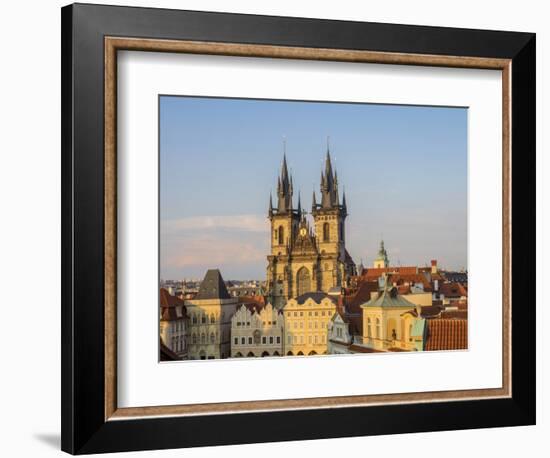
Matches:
[[266, 149, 356, 308], [184, 269, 238, 360], [282, 292, 337, 356], [360, 282, 419, 351]]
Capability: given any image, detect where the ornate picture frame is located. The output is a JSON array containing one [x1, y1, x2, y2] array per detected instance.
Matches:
[[61, 3, 535, 454]]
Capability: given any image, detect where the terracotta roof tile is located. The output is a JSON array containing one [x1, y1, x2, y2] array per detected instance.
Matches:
[[160, 288, 184, 307], [425, 319, 468, 351]]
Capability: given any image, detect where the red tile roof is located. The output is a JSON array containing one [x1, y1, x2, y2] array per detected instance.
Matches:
[[342, 281, 379, 313], [160, 288, 184, 307], [348, 344, 383, 353], [361, 266, 418, 277], [425, 319, 468, 351], [440, 310, 468, 319], [238, 296, 268, 314], [439, 282, 467, 297]]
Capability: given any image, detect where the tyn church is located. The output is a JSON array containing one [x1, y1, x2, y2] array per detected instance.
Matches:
[[266, 146, 356, 308]]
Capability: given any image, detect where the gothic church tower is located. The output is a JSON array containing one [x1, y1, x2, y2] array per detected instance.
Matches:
[[267, 142, 356, 309]]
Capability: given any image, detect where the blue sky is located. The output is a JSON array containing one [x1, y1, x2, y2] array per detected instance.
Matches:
[[160, 96, 467, 280]]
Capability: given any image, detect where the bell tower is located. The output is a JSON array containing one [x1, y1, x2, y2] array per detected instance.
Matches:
[[267, 149, 300, 308], [311, 143, 348, 290]]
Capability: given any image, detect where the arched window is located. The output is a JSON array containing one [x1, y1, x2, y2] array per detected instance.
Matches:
[[192, 314, 197, 324], [210, 332, 215, 343], [367, 318, 372, 337], [201, 333, 206, 344], [210, 314, 215, 324], [409, 324, 413, 342], [376, 318, 381, 339], [278, 226, 284, 245], [323, 222, 330, 242], [192, 333, 197, 344], [296, 266, 311, 296], [201, 315, 206, 324]]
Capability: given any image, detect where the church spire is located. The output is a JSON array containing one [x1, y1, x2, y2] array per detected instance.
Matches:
[[342, 189, 347, 214], [311, 189, 317, 212], [320, 139, 337, 209], [268, 192, 273, 217], [276, 140, 294, 213]]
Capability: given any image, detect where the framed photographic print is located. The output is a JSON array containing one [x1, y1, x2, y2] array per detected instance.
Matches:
[[61, 3, 536, 454]]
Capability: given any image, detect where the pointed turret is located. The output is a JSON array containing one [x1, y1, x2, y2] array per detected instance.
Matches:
[[320, 143, 338, 209], [311, 190, 317, 212], [297, 191, 302, 215], [342, 190, 347, 214], [268, 192, 273, 217], [276, 149, 294, 213]]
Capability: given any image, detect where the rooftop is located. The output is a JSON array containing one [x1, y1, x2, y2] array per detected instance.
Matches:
[[195, 269, 231, 300]]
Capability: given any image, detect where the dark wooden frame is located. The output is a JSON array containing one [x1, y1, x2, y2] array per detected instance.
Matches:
[[62, 3, 536, 454]]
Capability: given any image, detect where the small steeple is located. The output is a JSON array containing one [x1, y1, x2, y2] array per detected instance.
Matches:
[[268, 192, 273, 217], [311, 190, 317, 212], [297, 191, 302, 214], [342, 189, 347, 213]]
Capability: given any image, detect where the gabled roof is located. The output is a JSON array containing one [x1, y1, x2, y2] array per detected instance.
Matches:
[[361, 286, 416, 309], [195, 269, 231, 300], [160, 288, 184, 307]]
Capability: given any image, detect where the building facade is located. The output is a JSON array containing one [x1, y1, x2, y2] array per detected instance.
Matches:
[[266, 149, 356, 308], [184, 269, 238, 360], [230, 303, 284, 357], [282, 292, 337, 356], [159, 288, 187, 358], [360, 283, 419, 351]]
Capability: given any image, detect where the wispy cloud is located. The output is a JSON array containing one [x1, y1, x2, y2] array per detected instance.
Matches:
[[163, 235, 265, 269], [162, 214, 269, 234]]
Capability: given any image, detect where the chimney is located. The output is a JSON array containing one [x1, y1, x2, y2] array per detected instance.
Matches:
[[431, 259, 438, 274]]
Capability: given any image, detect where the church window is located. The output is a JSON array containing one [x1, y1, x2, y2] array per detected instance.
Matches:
[[210, 315, 215, 324], [323, 222, 330, 241], [296, 267, 311, 296], [201, 315, 206, 324], [278, 226, 284, 245]]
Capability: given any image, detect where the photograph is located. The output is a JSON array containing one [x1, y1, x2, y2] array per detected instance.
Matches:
[[159, 96, 469, 361]]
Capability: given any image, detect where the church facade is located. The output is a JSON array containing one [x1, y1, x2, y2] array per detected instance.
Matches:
[[266, 147, 356, 308]]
